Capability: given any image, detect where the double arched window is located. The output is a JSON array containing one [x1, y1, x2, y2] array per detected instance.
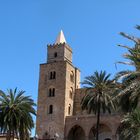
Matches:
[[48, 88, 55, 97], [50, 71, 56, 79]]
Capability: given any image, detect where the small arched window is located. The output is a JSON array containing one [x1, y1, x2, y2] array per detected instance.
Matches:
[[68, 104, 71, 115], [69, 87, 73, 99], [54, 52, 57, 58], [70, 71, 74, 82], [49, 105, 53, 114]]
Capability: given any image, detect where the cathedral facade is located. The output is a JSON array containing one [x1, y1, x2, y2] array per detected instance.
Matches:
[[36, 31, 121, 140]]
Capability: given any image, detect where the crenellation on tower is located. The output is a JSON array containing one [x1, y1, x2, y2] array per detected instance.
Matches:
[[47, 43, 72, 64]]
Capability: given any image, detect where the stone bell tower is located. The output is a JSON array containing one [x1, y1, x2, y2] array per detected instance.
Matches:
[[36, 30, 80, 140]]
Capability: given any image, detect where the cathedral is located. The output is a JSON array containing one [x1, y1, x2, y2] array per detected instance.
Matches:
[[36, 31, 121, 140]]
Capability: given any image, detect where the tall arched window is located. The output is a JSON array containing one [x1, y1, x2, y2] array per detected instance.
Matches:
[[49, 105, 53, 114], [68, 104, 71, 115], [54, 52, 57, 58], [70, 71, 74, 82], [52, 88, 55, 96], [49, 88, 51, 96], [69, 87, 73, 99], [53, 71, 56, 79], [48, 88, 55, 97]]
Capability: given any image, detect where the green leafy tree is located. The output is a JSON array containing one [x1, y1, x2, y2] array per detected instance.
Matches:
[[81, 71, 117, 140], [0, 88, 36, 140], [115, 26, 140, 112]]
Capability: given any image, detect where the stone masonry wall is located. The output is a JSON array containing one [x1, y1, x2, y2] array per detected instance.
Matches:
[[36, 61, 67, 140]]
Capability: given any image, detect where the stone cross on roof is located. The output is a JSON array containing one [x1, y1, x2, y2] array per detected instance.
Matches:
[[55, 30, 67, 44]]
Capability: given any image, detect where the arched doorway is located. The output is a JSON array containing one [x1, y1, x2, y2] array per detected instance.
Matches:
[[67, 125, 85, 140], [89, 124, 112, 140]]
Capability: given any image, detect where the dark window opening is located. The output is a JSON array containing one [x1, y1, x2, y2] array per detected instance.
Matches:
[[48, 88, 55, 97], [49, 89, 51, 97], [50, 71, 56, 79], [49, 105, 53, 114], [53, 71, 56, 79], [68, 104, 71, 115], [50, 72, 52, 79], [54, 52, 57, 58], [52, 88, 55, 96]]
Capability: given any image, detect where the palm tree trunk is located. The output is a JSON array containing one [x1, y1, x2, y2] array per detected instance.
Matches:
[[96, 101, 101, 140], [12, 130, 14, 140], [6, 130, 11, 140]]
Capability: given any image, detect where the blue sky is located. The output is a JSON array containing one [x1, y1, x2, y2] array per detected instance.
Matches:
[[0, 0, 140, 136]]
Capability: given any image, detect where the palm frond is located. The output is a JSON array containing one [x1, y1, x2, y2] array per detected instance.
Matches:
[[120, 32, 140, 44], [81, 70, 118, 114], [136, 25, 140, 31]]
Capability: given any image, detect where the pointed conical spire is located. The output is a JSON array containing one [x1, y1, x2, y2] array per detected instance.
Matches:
[[55, 30, 67, 44]]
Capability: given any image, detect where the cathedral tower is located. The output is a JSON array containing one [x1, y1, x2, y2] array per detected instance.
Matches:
[[36, 31, 80, 140]]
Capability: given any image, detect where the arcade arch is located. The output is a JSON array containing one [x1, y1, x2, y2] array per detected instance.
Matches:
[[67, 125, 85, 140], [89, 124, 112, 140]]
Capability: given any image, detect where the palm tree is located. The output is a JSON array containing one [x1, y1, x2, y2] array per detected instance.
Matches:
[[119, 108, 140, 140], [81, 71, 118, 140], [115, 26, 140, 112], [0, 88, 36, 140]]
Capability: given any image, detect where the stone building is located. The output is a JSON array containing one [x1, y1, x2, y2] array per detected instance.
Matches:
[[36, 31, 121, 140]]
